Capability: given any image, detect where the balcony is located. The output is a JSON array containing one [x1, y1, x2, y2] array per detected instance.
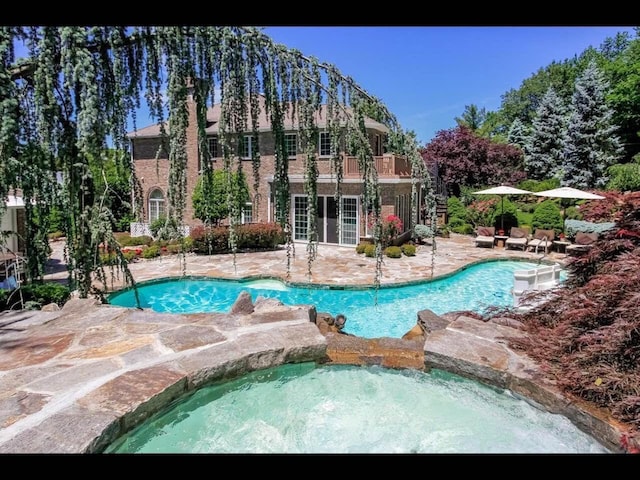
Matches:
[[343, 154, 411, 178]]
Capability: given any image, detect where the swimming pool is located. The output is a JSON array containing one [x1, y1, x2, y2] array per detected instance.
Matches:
[[108, 260, 556, 338], [104, 363, 608, 453]]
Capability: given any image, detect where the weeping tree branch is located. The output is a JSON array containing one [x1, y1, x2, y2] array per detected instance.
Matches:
[[2, 25, 435, 300]]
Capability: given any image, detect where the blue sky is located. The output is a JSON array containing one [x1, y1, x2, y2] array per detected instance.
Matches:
[[263, 26, 636, 145]]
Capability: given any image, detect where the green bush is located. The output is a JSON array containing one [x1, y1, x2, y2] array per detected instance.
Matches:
[[355, 242, 370, 254], [606, 159, 640, 192], [384, 246, 402, 258], [364, 244, 377, 257], [21, 282, 71, 308], [447, 216, 466, 228], [401, 243, 416, 256], [518, 178, 561, 193], [532, 200, 563, 234], [142, 245, 160, 259], [447, 196, 467, 222], [150, 216, 180, 241], [99, 252, 117, 265], [564, 205, 583, 221], [119, 235, 153, 247], [451, 223, 474, 235]]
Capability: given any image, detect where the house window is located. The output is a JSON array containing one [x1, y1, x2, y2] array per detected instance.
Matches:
[[285, 133, 297, 158], [240, 135, 256, 159], [148, 188, 165, 223], [319, 131, 331, 157], [241, 203, 253, 224], [293, 195, 309, 241], [208, 136, 219, 159]]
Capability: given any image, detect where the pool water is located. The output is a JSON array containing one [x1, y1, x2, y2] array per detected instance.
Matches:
[[104, 363, 608, 454], [109, 260, 555, 338]]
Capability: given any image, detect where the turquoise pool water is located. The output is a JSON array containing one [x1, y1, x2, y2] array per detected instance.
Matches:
[[105, 363, 609, 454], [108, 260, 552, 338]]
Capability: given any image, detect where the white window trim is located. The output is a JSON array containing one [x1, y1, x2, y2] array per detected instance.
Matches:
[[285, 133, 297, 159], [318, 131, 331, 158]]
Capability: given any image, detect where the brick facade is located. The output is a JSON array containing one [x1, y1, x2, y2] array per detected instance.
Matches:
[[128, 92, 418, 245]]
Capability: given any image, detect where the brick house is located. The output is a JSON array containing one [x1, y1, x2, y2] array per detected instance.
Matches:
[[128, 86, 426, 247]]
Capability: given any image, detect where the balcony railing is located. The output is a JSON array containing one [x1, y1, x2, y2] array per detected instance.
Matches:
[[343, 154, 411, 178]]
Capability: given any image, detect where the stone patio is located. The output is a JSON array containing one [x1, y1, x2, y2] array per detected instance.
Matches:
[[0, 234, 632, 453]]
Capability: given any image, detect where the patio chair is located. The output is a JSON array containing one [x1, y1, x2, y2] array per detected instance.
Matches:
[[474, 226, 495, 248], [566, 231, 598, 255], [528, 229, 555, 254], [505, 226, 529, 251]]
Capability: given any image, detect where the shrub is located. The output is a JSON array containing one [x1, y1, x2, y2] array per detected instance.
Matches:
[[20, 281, 71, 308], [142, 245, 160, 259], [150, 216, 180, 241], [413, 224, 433, 239], [466, 198, 497, 228], [355, 242, 369, 254], [190, 225, 230, 254], [564, 219, 616, 239], [384, 246, 402, 258], [518, 177, 561, 193], [235, 222, 285, 250], [447, 216, 466, 228], [364, 243, 377, 257], [447, 196, 467, 222], [532, 199, 563, 235], [451, 223, 474, 235], [401, 243, 416, 256], [119, 235, 153, 247], [380, 214, 403, 247]]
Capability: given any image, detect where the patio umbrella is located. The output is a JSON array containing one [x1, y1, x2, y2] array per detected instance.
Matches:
[[533, 186, 605, 232], [473, 185, 533, 232]]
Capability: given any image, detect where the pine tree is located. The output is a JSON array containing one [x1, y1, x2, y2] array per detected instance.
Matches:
[[562, 60, 624, 188], [525, 87, 567, 181], [507, 117, 530, 154]]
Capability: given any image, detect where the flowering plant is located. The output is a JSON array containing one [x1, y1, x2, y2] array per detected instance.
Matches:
[[381, 214, 403, 247]]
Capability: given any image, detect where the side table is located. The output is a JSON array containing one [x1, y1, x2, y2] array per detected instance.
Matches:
[[553, 240, 571, 254], [494, 235, 509, 248]]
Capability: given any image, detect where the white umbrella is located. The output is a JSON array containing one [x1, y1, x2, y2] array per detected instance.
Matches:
[[533, 186, 605, 233], [533, 186, 605, 200], [473, 185, 533, 231]]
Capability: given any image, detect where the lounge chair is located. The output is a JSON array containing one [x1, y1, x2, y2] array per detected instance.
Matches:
[[505, 227, 529, 251], [528, 229, 555, 254], [474, 226, 495, 248], [566, 231, 598, 255]]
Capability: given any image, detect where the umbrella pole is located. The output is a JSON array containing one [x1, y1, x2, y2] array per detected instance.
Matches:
[[501, 196, 504, 232]]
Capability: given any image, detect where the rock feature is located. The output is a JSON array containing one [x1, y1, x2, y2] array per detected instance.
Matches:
[[229, 291, 254, 314], [417, 309, 450, 334]]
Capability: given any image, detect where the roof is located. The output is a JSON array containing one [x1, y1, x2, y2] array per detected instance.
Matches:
[[127, 95, 389, 139]]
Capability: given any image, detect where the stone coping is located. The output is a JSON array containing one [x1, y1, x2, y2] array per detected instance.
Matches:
[[0, 298, 631, 453]]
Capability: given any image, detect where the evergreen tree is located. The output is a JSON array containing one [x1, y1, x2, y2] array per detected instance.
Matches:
[[506, 117, 530, 153], [455, 104, 487, 132], [563, 60, 624, 188], [525, 87, 567, 181]]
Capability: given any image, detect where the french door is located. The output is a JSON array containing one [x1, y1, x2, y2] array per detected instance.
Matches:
[[293, 195, 358, 246]]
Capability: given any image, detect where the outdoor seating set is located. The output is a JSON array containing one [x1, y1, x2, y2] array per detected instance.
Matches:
[[473, 226, 598, 255]]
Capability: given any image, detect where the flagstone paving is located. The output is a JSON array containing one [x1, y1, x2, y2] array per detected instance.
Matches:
[[0, 235, 631, 453]]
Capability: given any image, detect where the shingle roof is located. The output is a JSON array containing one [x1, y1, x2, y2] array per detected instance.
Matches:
[[126, 95, 389, 138]]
